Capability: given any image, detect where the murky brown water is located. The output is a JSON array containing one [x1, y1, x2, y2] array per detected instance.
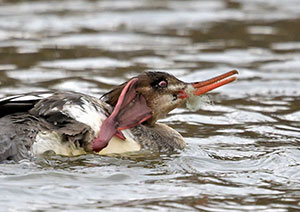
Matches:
[[1, 0, 300, 211]]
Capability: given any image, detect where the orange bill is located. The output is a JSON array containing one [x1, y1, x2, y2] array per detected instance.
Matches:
[[192, 70, 238, 96]]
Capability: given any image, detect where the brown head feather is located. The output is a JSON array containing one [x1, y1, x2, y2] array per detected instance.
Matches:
[[101, 72, 187, 126]]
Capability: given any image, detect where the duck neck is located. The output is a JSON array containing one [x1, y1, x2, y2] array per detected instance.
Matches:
[[130, 123, 185, 152]]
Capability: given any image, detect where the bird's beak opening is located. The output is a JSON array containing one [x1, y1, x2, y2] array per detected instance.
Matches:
[[191, 70, 238, 96], [177, 70, 238, 99]]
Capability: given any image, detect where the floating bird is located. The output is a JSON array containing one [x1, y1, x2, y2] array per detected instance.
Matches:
[[0, 70, 238, 162]]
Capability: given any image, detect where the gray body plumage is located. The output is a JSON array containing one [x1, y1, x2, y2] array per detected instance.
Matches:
[[0, 91, 185, 162]]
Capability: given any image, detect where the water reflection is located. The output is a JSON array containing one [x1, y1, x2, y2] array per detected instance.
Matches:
[[1, 0, 300, 211]]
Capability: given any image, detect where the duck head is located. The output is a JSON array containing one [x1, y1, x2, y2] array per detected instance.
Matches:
[[93, 70, 238, 151]]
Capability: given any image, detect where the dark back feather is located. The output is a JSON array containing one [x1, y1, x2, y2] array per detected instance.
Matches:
[[0, 92, 52, 118]]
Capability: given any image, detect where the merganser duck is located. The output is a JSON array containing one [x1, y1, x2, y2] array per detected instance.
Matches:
[[0, 70, 238, 162]]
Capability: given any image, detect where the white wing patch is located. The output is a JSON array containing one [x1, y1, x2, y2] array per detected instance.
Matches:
[[60, 97, 107, 136], [0, 93, 53, 102], [12, 94, 52, 101]]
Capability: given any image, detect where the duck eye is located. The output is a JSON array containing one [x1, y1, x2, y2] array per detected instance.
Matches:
[[158, 80, 167, 88]]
